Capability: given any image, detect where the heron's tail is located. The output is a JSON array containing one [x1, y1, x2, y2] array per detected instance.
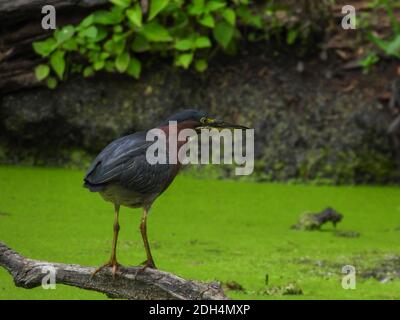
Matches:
[[83, 180, 106, 192]]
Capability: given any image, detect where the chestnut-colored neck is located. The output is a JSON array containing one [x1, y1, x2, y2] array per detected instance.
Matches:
[[157, 120, 199, 133], [157, 120, 199, 148]]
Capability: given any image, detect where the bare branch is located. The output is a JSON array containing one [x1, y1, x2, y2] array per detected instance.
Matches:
[[0, 241, 228, 300]]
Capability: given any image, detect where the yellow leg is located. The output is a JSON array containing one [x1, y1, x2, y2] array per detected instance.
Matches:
[[92, 204, 121, 277], [140, 206, 156, 269]]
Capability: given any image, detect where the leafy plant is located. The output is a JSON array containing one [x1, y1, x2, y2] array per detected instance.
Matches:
[[32, 0, 322, 88], [361, 0, 400, 71]]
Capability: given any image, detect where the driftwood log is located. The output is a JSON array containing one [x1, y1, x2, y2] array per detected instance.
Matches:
[[0, 241, 228, 300]]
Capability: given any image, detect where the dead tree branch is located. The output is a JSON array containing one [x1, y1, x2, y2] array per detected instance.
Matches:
[[0, 241, 228, 300]]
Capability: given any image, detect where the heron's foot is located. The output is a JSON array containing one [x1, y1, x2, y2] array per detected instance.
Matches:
[[92, 260, 121, 278], [139, 259, 157, 271]]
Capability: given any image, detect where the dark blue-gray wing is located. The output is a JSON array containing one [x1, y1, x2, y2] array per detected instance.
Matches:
[[84, 131, 153, 190], [84, 131, 176, 195], [119, 154, 176, 195]]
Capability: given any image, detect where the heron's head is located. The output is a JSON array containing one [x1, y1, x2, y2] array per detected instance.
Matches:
[[162, 109, 249, 130]]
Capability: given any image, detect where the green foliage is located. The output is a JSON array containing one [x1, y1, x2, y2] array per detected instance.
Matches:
[[33, 0, 321, 87], [359, 52, 379, 73], [34, 64, 50, 81], [361, 0, 400, 71]]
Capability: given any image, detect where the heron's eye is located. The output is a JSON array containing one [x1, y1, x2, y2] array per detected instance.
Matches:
[[200, 117, 214, 125]]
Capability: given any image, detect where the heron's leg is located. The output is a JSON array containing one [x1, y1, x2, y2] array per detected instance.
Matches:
[[110, 204, 121, 265], [139, 206, 157, 269], [92, 204, 121, 277]]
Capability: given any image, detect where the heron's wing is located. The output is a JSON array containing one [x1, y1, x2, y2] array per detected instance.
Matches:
[[84, 131, 155, 186], [119, 154, 176, 195]]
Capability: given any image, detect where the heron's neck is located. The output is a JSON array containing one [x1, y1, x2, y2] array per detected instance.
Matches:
[[157, 120, 199, 149]]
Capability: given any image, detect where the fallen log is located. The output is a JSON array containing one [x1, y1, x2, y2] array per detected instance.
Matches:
[[0, 241, 228, 300]]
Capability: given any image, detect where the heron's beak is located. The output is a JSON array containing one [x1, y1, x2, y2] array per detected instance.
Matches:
[[209, 119, 249, 130]]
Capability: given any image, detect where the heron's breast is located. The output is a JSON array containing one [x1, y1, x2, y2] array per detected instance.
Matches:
[[99, 184, 156, 208]]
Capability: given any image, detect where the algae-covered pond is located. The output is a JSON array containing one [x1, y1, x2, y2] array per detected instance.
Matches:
[[0, 165, 399, 299]]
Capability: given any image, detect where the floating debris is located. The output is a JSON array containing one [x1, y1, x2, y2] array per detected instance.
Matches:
[[224, 281, 245, 292], [265, 283, 303, 296], [292, 207, 343, 230], [334, 230, 360, 238], [0, 211, 11, 217], [360, 255, 400, 282]]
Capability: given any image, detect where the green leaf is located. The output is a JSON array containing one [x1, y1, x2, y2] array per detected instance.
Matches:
[[131, 35, 150, 52], [79, 14, 94, 28], [105, 60, 115, 72], [47, 77, 58, 89], [236, 6, 262, 28], [195, 36, 211, 48], [126, 57, 141, 78], [206, 1, 226, 12], [34, 64, 50, 81], [83, 66, 94, 77], [114, 25, 123, 33], [55, 25, 75, 44], [359, 52, 379, 71], [50, 50, 66, 79], [126, 4, 142, 27], [93, 59, 105, 71], [115, 51, 130, 72], [368, 32, 388, 52], [80, 26, 98, 39], [286, 29, 298, 45], [105, 39, 126, 55], [385, 0, 400, 34], [32, 38, 57, 57], [213, 21, 234, 48], [110, 0, 131, 8], [93, 27, 108, 42], [199, 14, 214, 28], [175, 38, 194, 51], [195, 59, 208, 72], [149, 0, 170, 21], [386, 35, 400, 57], [62, 38, 78, 51], [93, 10, 123, 25], [249, 15, 262, 28], [222, 8, 235, 25], [100, 52, 110, 60], [176, 52, 193, 69], [188, 0, 205, 16], [104, 40, 114, 53], [114, 40, 126, 54], [140, 22, 172, 42]]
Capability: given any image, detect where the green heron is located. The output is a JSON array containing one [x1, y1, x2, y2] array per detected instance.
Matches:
[[84, 109, 248, 276]]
